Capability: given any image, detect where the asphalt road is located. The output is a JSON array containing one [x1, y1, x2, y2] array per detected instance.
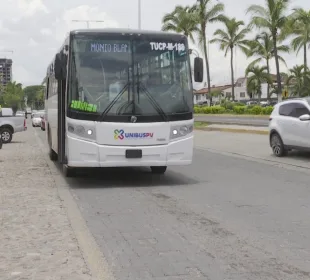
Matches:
[[36, 128, 310, 280], [195, 115, 269, 126]]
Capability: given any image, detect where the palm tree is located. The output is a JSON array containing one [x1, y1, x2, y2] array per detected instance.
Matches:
[[286, 65, 310, 96], [162, 6, 199, 43], [193, 0, 225, 102], [286, 8, 310, 71], [247, 0, 290, 102], [246, 65, 272, 101], [210, 17, 250, 100], [246, 32, 289, 99]]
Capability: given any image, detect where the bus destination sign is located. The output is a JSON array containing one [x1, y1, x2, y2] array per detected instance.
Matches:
[[90, 43, 129, 53]]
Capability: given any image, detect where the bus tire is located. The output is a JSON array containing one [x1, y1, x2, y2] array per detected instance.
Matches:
[[63, 165, 75, 177], [150, 166, 167, 174], [49, 148, 57, 161]]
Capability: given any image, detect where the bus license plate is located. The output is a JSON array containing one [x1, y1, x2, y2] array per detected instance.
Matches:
[[125, 149, 142, 158]]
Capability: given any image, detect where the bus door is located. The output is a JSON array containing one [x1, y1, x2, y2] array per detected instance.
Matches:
[[55, 48, 68, 164]]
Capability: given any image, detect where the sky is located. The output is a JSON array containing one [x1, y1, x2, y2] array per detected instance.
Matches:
[[0, 0, 309, 89]]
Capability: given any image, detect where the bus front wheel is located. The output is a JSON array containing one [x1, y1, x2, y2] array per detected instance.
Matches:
[[63, 165, 75, 177], [150, 166, 167, 174]]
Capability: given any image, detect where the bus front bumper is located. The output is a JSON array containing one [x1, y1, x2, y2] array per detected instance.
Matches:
[[66, 135, 193, 167]]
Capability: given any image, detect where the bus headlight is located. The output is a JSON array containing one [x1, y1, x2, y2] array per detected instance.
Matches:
[[67, 123, 96, 141], [170, 124, 193, 140]]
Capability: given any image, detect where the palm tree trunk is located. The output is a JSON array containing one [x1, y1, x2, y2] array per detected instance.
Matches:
[[230, 47, 235, 101], [272, 34, 282, 102], [266, 58, 270, 101], [202, 33, 212, 106], [304, 43, 307, 71]]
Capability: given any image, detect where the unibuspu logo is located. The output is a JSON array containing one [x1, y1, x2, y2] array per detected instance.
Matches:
[[114, 129, 153, 140]]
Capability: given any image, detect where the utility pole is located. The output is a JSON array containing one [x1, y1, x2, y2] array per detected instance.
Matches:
[[138, 0, 141, 29], [71, 20, 105, 29]]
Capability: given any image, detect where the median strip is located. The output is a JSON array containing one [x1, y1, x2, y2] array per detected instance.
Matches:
[[194, 122, 269, 135]]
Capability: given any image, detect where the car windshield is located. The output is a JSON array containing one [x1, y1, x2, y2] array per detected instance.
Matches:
[[68, 33, 192, 122]]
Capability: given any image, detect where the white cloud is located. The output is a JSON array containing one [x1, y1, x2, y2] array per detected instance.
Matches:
[[40, 28, 52, 35], [28, 38, 38, 46], [17, 0, 49, 17]]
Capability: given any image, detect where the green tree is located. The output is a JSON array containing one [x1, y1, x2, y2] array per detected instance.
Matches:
[[247, 0, 290, 101], [2, 81, 24, 114], [23, 85, 45, 109], [285, 65, 310, 96], [246, 65, 272, 101], [193, 0, 225, 103], [246, 32, 289, 99], [285, 8, 310, 71], [210, 17, 250, 100], [162, 5, 199, 43]]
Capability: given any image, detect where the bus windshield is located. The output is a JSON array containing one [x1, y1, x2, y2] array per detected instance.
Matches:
[[69, 33, 192, 122]]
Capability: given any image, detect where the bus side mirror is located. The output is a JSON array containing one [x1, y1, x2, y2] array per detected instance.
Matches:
[[54, 53, 67, 80], [194, 57, 203, 83]]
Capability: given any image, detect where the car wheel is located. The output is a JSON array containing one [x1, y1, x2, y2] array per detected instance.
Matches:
[[270, 133, 287, 157], [150, 166, 167, 174], [1, 128, 13, 144]]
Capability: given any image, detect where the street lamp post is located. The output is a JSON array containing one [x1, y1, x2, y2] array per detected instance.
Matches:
[[71, 20, 105, 28]]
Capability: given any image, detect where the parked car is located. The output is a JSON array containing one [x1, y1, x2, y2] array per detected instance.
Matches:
[[40, 114, 46, 131], [0, 107, 27, 143], [269, 97, 310, 157], [16, 110, 25, 117], [32, 113, 42, 127], [31, 110, 38, 119]]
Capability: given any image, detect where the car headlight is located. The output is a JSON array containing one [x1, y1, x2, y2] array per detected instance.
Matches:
[[67, 123, 96, 141], [170, 124, 193, 140]]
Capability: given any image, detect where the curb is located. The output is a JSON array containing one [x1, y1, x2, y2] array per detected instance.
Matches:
[[33, 128, 115, 280], [202, 121, 268, 127], [194, 114, 270, 119], [195, 127, 269, 135]]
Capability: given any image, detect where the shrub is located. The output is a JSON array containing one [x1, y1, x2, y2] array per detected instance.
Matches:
[[262, 106, 274, 115], [246, 105, 262, 115], [202, 106, 212, 114], [194, 106, 204, 113], [222, 101, 234, 110], [233, 106, 246, 114], [210, 106, 225, 114]]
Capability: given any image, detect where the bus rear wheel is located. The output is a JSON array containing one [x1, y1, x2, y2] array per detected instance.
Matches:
[[150, 166, 167, 174]]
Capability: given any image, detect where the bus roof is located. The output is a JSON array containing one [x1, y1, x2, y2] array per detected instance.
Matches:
[[69, 28, 187, 38]]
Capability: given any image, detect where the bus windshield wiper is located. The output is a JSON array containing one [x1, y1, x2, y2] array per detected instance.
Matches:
[[137, 82, 168, 121], [98, 82, 129, 121]]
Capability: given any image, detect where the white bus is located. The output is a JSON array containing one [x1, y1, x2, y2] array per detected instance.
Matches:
[[44, 28, 203, 177]]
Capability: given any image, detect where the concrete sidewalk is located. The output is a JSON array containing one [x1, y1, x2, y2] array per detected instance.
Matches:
[[0, 127, 92, 280]]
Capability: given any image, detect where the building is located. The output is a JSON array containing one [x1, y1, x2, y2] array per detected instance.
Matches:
[[194, 75, 281, 104], [193, 83, 231, 105], [0, 58, 13, 89]]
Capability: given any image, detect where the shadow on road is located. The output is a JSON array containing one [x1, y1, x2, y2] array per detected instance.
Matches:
[[54, 164, 198, 189]]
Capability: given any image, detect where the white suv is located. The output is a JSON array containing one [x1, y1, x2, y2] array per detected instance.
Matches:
[[269, 98, 310, 157]]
